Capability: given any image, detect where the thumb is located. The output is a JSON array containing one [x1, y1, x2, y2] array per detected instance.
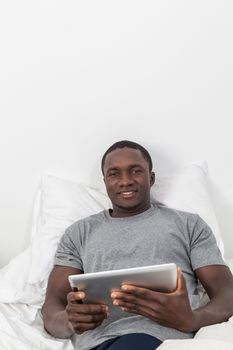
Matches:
[[177, 268, 187, 292], [67, 290, 85, 304]]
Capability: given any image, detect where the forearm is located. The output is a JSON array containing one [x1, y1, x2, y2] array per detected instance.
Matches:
[[188, 292, 233, 332], [186, 265, 233, 332], [42, 303, 74, 339]]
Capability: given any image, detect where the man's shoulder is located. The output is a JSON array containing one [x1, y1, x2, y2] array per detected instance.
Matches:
[[153, 203, 211, 239], [65, 209, 108, 233], [153, 202, 201, 223]]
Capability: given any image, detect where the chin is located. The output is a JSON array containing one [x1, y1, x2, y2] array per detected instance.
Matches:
[[115, 202, 142, 212]]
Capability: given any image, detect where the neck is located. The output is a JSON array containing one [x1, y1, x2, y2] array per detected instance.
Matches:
[[110, 203, 151, 218]]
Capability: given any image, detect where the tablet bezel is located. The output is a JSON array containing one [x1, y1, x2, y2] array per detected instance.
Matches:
[[68, 263, 177, 306]]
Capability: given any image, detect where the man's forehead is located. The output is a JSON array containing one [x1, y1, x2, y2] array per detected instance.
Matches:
[[104, 147, 147, 169]]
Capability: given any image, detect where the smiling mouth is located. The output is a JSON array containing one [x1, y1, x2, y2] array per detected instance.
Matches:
[[118, 190, 137, 198]]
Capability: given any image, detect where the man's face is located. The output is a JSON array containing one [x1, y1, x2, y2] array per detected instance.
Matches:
[[103, 147, 155, 217]]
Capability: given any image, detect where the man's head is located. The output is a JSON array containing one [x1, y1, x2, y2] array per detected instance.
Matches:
[[101, 140, 153, 174], [102, 140, 155, 217]]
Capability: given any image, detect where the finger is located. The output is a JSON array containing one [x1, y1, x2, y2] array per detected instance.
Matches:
[[176, 268, 182, 289], [113, 289, 161, 305], [111, 291, 143, 305], [176, 268, 186, 292], [121, 285, 156, 298], [120, 303, 173, 328], [67, 303, 109, 316], [111, 291, 162, 312], [119, 302, 177, 329], [117, 285, 167, 303], [120, 302, 179, 330], [68, 312, 107, 324], [67, 291, 86, 303], [72, 321, 103, 334], [118, 301, 159, 320]]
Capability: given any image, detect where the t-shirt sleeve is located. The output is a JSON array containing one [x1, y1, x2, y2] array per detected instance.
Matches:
[[54, 223, 83, 271], [189, 215, 226, 271]]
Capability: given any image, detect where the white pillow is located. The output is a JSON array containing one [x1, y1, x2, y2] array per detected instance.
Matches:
[[151, 161, 224, 257], [28, 175, 111, 284], [27, 161, 224, 285]]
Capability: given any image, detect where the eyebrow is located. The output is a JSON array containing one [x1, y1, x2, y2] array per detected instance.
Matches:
[[106, 164, 145, 172]]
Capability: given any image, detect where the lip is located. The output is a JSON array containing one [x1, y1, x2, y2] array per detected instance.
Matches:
[[117, 189, 137, 194], [117, 190, 138, 198]]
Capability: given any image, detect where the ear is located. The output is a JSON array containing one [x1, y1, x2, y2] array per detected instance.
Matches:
[[150, 171, 155, 187]]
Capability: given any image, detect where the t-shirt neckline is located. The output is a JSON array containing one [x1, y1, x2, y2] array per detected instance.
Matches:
[[104, 203, 156, 223]]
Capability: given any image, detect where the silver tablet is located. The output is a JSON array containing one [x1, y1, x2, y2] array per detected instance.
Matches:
[[68, 263, 177, 306]]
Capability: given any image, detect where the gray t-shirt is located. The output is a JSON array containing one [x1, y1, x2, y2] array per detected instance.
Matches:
[[55, 204, 225, 350]]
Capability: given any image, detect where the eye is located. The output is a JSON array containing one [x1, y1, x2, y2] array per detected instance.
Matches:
[[132, 168, 143, 174], [108, 170, 119, 177]]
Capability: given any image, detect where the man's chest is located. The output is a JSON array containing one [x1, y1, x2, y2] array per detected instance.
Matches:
[[80, 221, 189, 273]]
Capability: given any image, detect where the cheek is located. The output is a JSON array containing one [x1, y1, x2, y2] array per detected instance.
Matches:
[[105, 182, 116, 195], [105, 178, 118, 188]]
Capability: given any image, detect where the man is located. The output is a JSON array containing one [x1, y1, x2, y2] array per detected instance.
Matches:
[[42, 140, 233, 350]]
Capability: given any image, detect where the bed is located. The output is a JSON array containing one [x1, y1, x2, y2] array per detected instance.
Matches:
[[0, 161, 233, 350]]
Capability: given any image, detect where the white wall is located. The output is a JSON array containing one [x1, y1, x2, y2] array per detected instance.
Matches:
[[1, 0, 233, 267]]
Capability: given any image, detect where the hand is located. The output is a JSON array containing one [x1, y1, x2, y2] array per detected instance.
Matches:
[[110, 268, 196, 332], [66, 291, 109, 334]]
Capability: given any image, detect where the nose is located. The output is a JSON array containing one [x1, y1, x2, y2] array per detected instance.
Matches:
[[119, 172, 133, 187]]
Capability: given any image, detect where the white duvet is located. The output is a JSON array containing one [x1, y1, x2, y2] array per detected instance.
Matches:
[[0, 303, 74, 350], [0, 303, 233, 350]]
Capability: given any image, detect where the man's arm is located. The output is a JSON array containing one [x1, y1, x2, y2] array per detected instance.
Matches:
[[41, 265, 109, 338], [191, 265, 233, 330], [110, 265, 233, 332]]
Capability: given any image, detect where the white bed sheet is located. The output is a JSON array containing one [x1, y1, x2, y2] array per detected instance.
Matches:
[[0, 239, 232, 350], [0, 258, 232, 350], [0, 303, 74, 350], [0, 302, 233, 350]]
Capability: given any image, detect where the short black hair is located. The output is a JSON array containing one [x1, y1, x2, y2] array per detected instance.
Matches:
[[101, 140, 153, 174]]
